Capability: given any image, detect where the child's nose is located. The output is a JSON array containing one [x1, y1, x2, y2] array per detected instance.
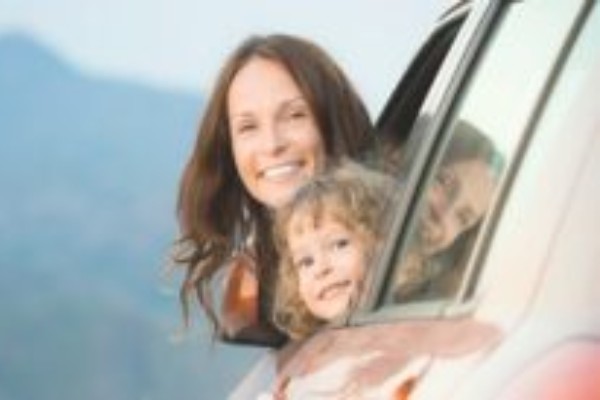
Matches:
[[314, 260, 333, 279]]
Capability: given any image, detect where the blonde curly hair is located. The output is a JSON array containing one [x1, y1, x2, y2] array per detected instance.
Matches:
[[272, 159, 396, 339]]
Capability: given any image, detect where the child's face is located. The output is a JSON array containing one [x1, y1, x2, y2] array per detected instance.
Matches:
[[287, 212, 370, 321]]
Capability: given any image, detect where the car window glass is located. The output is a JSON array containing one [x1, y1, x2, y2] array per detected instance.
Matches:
[[473, 1, 600, 318], [378, 0, 583, 307]]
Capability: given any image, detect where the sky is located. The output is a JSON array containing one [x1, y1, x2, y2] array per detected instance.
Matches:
[[0, 0, 447, 116]]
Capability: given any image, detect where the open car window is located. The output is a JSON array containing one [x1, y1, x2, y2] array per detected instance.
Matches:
[[376, 6, 465, 151]]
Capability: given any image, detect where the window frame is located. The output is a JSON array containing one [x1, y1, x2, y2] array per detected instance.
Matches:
[[350, 0, 503, 325], [349, 0, 591, 327]]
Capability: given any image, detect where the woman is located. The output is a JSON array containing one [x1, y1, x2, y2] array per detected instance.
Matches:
[[173, 34, 375, 344], [394, 121, 504, 301]]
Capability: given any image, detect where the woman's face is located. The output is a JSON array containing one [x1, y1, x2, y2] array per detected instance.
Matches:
[[419, 158, 495, 256], [287, 213, 369, 321], [227, 57, 326, 209]]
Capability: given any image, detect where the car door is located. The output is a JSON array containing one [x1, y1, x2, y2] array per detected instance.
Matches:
[[273, 0, 600, 398]]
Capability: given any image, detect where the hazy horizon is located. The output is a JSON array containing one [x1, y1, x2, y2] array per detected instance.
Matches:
[[0, 0, 446, 115]]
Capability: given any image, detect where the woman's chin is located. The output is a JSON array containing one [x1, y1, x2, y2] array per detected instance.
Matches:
[[257, 187, 303, 209]]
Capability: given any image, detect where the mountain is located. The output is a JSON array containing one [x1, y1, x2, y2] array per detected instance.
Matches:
[[0, 32, 261, 400]]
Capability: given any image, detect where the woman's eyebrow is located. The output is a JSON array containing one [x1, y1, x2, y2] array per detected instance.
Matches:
[[230, 96, 306, 121], [280, 96, 308, 110], [229, 111, 254, 122], [274, 97, 310, 122]]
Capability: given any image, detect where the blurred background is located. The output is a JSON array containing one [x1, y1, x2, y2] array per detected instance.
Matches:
[[0, 1, 444, 399]]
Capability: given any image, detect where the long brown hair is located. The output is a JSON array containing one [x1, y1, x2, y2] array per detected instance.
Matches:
[[174, 34, 374, 331]]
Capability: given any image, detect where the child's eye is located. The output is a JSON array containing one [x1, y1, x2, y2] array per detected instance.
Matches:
[[332, 237, 350, 251], [294, 255, 314, 270]]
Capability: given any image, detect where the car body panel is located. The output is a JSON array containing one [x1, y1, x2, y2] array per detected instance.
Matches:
[[274, 318, 500, 398]]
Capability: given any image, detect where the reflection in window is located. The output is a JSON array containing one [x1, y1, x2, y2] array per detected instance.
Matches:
[[388, 121, 504, 303], [379, 0, 581, 307]]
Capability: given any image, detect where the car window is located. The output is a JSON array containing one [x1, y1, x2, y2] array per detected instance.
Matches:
[[375, 0, 585, 309], [376, 10, 464, 153]]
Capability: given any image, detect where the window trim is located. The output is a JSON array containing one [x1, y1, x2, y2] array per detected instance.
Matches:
[[352, 0, 593, 328], [447, 0, 597, 315], [351, 0, 503, 326]]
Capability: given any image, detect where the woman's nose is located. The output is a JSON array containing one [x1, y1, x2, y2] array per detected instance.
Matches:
[[262, 123, 287, 154], [433, 214, 460, 254], [426, 187, 452, 241]]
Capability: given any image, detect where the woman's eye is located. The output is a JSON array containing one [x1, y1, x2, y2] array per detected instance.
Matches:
[[283, 107, 308, 123], [235, 123, 256, 135], [436, 170, 456, 194], [290, 109, 307, 119], [456, 208, 476, 230], [436, 170, 450, 187]]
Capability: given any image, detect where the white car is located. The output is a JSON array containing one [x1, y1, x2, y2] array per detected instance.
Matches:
[[232, 0, 600, 398]]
